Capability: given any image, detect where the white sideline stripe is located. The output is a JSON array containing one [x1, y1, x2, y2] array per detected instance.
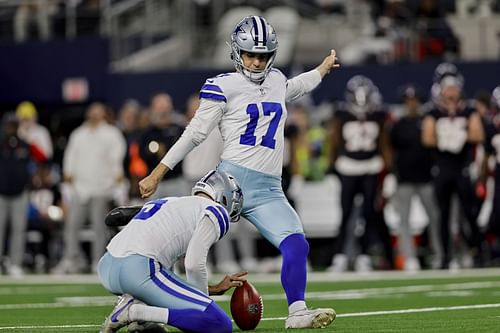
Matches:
[[261, 303, 500, 321], [0, 325, 99, 330], [1, 268, 499, 284], [338, 302, 500, 318], [0, 268, 500, 286], [215, 281, 500, 302], [1, 303, 500, 330]]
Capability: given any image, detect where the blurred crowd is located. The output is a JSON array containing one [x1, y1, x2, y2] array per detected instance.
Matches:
[[0, 62, 499, 277], [3, 0, 500, 64]]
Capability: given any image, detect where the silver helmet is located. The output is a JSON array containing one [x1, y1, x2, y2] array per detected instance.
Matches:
[[230, 15, 278, 83], [192, 170, 243, 222], [431, 62, 464, 104], [345, 75, 382, 114]]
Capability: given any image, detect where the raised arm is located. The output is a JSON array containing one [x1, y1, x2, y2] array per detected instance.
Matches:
[[286, 49, 340, 102], [139, 99, 224, 198]]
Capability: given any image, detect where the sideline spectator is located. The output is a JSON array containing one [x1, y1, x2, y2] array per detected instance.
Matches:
[[139, 93, 188, 199], [13, 0, 52, 42], [53, 102, 126, 274], [0, 112, 42, 276], [16, 101, 53, 161]]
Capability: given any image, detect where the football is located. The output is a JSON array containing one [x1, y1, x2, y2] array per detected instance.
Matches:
[[230, 280, 263, 331]]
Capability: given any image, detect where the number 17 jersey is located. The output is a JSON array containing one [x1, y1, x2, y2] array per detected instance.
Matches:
[[203, 69, 288, 176], [161, 68, 321, 176]]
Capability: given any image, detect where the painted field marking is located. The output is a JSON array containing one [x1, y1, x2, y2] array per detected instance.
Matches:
[[1, 303, 500, 330], [1, 280, 499, 310], [261, 302, 500, 321], [0, 324, 99, 330]]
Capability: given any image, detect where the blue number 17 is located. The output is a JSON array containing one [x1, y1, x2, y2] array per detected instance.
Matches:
[[239, 102, 283, 149]]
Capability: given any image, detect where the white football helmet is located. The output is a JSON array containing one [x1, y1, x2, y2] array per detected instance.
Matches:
[[431, 62, 464, 105], [192, 170, 243, 222], [345, 75, 382, 114], [230, 15, 278, 83]]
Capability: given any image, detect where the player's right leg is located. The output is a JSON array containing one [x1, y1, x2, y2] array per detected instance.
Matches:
[[97, 253, 231, 333]]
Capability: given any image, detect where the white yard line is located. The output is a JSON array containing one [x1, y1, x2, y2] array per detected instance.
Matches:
[[1, 303, 500, 330], [262, 303, 500, 321], [1, 280, 499, 309], [0, 324, 100, 330]]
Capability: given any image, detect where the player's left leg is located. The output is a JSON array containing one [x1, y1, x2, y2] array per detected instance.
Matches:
[[245, 194, 336, 329]]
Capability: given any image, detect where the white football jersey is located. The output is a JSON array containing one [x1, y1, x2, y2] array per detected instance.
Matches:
[[161, 69, 321, 176], [107, 196, 230, 271]]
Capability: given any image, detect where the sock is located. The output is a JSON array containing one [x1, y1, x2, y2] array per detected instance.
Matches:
[[279, 233, 309, 306], [289, 300, 307, 314], [129, 304, 169, 323]]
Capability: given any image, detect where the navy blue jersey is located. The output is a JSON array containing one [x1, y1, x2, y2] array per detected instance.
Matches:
[[428, 107, 475, 169], [390, 115, 434, 183], [335, 109, 387, 161]]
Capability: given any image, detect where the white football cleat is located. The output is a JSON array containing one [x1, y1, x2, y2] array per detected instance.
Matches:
[[101, 294, 135, 333], [285, 308, 336, 329], [326, 254, 348, 273]]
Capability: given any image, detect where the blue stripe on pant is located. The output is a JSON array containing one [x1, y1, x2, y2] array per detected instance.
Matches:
[[97, 253, 211, 311]]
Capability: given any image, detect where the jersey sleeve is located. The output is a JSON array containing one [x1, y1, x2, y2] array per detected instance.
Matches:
[[160, 98, 224, 169], [285, 69, 322, 102], [204, 204, 230, 240], [184, 215, 220, 295], [199, 79, 227, 103]]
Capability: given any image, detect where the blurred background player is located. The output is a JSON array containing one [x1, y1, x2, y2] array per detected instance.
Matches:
[[139, 15, 338, 329], [389, 84, 442, 271], [328, 75, 392, 272], [422, 66, 484, 269], [482, 85, 500, 260], [98, 170, 245, 333]]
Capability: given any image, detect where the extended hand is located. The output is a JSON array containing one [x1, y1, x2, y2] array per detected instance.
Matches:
[[139, 174, 159, 199], [139, 164, 169, 198], [209, 271, 248, 296], [317, 49, 340, 78]]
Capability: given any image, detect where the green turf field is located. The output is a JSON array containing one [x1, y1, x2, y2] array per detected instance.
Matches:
[[1, 269, 499, 332]]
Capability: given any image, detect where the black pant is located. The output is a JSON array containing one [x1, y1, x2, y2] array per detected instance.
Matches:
[[433, 166, 481, 264], [334, 174, 383, 255]]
